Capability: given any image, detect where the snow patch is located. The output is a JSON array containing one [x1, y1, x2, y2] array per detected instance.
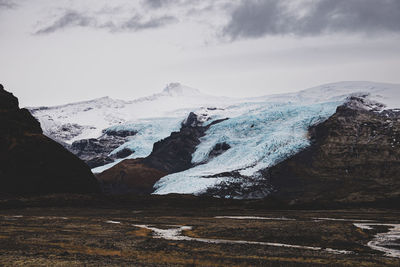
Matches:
[[105, 220, 121, 224], [313, 217, 375, 222], [353, 223, 374, 230], [214, 216, 295, 221]]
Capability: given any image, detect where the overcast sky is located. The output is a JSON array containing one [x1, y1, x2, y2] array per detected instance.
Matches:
[[1, 0, 400, 106]]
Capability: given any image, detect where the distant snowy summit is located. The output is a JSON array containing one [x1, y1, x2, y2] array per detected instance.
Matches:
[[161, 82, 202, 97]]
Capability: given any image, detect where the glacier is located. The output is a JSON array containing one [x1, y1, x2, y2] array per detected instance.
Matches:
[[153, 100, 343, 195]]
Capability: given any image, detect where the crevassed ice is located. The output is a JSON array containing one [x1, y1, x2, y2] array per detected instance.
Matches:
[[153, 100, 342, 195]]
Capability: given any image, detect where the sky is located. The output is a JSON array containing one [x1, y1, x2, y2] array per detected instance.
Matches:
[[1, 0, 400, 107]]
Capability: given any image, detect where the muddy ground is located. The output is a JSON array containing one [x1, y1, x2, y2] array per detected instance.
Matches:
[[0, 194, 399, 266]]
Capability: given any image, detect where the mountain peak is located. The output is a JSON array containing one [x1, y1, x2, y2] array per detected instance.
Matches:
[[162, 83, 202, 97]]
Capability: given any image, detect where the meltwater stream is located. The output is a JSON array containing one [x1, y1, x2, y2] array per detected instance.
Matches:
[[133, 217, 400, 258], [354, 223, 400, 258], [133, 224, 352, 255]]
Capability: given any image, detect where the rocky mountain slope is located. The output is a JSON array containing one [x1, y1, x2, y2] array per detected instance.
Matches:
[[264, 97, 400, 206], [0, 85, 99, 194]]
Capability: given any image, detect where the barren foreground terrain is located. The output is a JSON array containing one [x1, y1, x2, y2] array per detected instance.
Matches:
[[0, 195, 399, 266]]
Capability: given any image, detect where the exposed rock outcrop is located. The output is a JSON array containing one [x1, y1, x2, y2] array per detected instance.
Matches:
[[62, 127, 137, 169], [104, 128, 137, 138], [46, 123, 96, 144], [68, 133, 132, 168], [0, 85, 99, 194], [114, 147, 134, 159], [208, 142, 231, 160]]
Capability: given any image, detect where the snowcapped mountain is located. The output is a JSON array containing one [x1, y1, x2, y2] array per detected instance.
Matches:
[[29, 83, 236, 145], [29, 81, 400, 198], [251, 81, 400, 109]]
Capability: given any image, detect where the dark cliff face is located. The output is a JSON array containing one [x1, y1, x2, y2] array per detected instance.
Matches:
[[0, 85, 100, 194], [265, 100, 400, 207], [142, 112, 209, 173]]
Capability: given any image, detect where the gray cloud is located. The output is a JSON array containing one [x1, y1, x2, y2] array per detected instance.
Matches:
[[35, 9, 178, 34], [0, 0, 16, 9], [36, 11, 93, 34], [122, 15, 178, 31], [33, 1, 232, 35], [144, 0, 180, 9], [223, 0, 400, 39], [142, 0, 225, 12]]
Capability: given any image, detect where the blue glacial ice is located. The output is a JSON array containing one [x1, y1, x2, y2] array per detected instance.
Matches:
[[108, 117, 184, 158], [91, 117, 184, 173], [153, 100, 343, 195]]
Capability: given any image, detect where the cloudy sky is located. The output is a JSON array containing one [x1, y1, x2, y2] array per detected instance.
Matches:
[[1, 0, 400, 106]]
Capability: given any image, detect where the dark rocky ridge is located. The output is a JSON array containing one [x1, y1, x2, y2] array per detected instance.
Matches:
[[264, 98, 400, 206], [0, 85, 99, 194], [142, 112, 223, 173]]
